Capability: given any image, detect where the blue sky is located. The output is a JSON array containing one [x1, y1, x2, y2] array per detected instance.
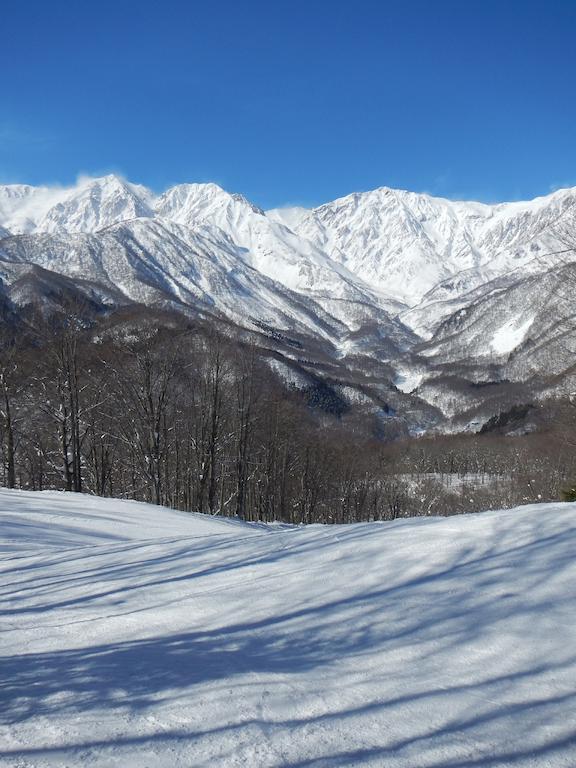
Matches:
[[1, 0, 575, 208]]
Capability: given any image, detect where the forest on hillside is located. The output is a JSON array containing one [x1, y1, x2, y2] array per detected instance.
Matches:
[[0, 302, 574, 524]]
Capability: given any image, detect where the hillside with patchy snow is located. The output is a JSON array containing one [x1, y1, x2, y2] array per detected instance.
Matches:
[[1, 489, 575, 766]]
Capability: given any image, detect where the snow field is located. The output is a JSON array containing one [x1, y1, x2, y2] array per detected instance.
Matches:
[[1, 489, 576, 766]]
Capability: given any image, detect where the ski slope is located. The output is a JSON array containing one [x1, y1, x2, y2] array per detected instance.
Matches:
[[1, 490, 575, 767]]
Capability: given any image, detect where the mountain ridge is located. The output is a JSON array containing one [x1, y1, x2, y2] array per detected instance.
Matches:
[[1, 174, 575, 433], [2, 174, 574, 311]]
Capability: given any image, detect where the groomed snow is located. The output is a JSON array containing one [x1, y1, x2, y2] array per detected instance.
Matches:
[[1, 490, 576, 766]]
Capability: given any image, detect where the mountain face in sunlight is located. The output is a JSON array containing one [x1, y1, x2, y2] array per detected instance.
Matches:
[[2, 177, 576, 435]]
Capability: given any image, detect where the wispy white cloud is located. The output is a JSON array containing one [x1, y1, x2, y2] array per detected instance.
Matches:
[[75, 166, 128, 185], [549, 180, 576, 193]]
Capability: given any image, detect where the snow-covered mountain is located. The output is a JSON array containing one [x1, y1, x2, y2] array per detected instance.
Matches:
[[0, 175, 420, 355], [275, 185, 576, 308], [153, 182, 408, 330], [419, 261, 576, 377], [0, 219, 355, 342], [2, 175, 574, 318], [0, 176, 153, 234], [1, 173, 576, 429], [38, 176, 154, 233]]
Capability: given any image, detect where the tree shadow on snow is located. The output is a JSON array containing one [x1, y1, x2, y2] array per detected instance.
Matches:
[[2, 511, 576, 765]]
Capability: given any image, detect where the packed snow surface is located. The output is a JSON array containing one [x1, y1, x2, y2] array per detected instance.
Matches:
[[1, 489, 576, 767]]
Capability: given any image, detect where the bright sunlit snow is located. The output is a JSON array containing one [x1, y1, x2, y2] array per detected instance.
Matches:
[[393, 367, 424, 393], [491, 316, 534, 355], [1, 490, 576, 766]]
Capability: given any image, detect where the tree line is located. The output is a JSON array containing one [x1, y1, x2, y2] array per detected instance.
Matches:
[[0, 305, 573, 524]]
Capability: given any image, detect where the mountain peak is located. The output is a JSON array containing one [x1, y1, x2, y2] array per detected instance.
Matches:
[[82, 173, 124, 185], [154, 182, 265, 226], [0, 176, 574, 311]]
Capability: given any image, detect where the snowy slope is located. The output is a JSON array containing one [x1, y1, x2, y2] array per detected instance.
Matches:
[[1, 489, 576, 767], [0, 177, 417, 345], [0, 184, 69, 234], [0, 258, 131, 315], [285, 186, 576, 306], [419, 261, 576, 379], [0, 176, 154, 235], [37, 175, 154, 233], [0, 220, 352, 339], [155, 183, 404, 322]]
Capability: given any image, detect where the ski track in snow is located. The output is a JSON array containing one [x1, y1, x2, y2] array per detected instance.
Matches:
[[1, 489, 576, 767]]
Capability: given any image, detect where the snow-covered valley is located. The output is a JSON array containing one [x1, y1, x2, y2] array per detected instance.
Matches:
[[1, 489, 575, 766]]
